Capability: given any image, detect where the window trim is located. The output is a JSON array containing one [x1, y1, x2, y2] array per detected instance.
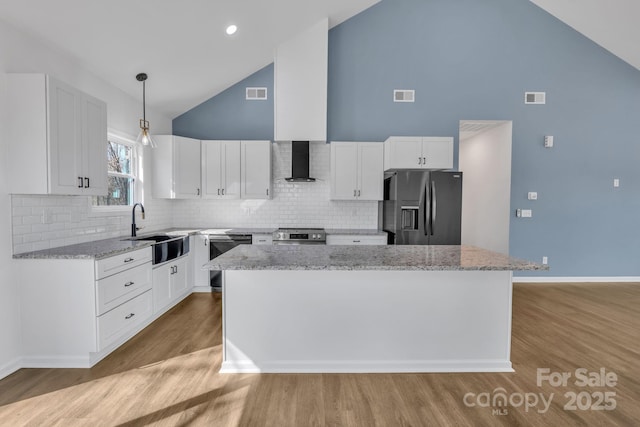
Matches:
[[89, 131, 141, 215]]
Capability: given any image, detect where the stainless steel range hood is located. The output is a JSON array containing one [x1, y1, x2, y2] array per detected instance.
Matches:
[[285, 141, 316, 182]]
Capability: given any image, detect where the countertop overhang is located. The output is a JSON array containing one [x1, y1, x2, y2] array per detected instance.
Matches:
[[204, 244, 547, 271]]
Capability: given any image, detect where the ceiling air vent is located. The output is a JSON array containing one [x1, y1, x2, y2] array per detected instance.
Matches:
[[246, 87, 268, 100], [394, 89, 415, 103], [525, 92, 546, 104]]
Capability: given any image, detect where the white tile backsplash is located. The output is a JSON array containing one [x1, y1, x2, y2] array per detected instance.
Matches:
[[11, 142, 379, 254], [11, 194, 173, 254]]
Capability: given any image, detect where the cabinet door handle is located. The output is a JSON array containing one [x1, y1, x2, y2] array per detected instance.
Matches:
[[174, 265, 178, 274], [78, 177, 83, 188], [124, 257, 134, 263], [422, 157, 426, 165], [353, 190, 357, 197], [353, 240, 361, 243], [84, 177, 90, 188], [125, 313, 135, 320], [222, 189, 225, 195], [197, 188, 200, 196], [358, 190, 361, 197], [124, 281, 134, 287], [266, 189, 269, 196], [218, 189, 220, 195]]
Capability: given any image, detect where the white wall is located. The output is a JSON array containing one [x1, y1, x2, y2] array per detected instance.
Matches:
[[172, 142, 379, 229], [459, 122, 512, 254], [0, 17, 172, 376]]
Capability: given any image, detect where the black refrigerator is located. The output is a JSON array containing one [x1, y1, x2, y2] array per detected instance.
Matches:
[[382, 170, 462, 245]]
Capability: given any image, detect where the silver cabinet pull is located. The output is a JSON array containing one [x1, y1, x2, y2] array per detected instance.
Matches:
[[78, 177, 84, 188], [125, 313, 135, 320], [124, 258, 134, 263], [357, 190, 361, 197], [197, 188, 200, 196], [222, 189, 225, 195], [422, 157, 426, 165], [124, 281, 134, 287], [353, 240, 361, 243]]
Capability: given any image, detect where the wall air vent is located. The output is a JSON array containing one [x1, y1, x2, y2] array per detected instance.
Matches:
[[246, 87, 268, 100], [525, 92, 546, 104], [394, 89, 415, 103]]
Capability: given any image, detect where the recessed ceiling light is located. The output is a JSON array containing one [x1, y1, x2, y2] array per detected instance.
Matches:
[[226, 25, 237, 36]]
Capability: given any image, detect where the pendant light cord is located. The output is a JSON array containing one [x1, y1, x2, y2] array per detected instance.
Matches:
[[142, 80, 146, 122]]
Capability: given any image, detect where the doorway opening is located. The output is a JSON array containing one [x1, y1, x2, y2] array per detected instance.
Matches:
[[459, 120, 512, 254]]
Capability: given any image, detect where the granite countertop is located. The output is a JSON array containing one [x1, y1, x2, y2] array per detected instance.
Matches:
[[325, 229, 387, 236], [204, 245, 547, 271], [11, 228, 277, 260], [13, 238, 154, 260]]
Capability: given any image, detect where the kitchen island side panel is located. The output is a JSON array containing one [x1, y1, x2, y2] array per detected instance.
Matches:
[[221, 270, 513, 373]]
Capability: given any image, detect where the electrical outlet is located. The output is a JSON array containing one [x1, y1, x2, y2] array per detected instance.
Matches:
[[42, 209, 53, 224], [528, 192, 538, 200], [613, 179, 620, 188], [542, 256, 548, 265]]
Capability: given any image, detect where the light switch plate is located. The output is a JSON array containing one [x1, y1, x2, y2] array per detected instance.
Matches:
[[528, 192, 538, 200], [521, 209, 532, 218]]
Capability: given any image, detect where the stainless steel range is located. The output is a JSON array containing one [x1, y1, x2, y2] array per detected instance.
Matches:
[[273, 228, 326, 245]]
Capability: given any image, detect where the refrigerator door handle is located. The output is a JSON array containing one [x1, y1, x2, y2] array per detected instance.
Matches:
[[425, 183, 431, 236], [431, 181, 436, 236]]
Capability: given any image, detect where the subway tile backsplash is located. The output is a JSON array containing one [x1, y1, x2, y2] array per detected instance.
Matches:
[[11, 142, 379, 254]]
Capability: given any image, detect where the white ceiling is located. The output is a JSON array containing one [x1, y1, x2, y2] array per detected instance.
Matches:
[[0, 0, 379, 118], [530, 0, 640, 71]]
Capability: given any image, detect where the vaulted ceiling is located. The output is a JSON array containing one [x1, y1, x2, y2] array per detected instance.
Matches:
[[0, 1, 637, 119]]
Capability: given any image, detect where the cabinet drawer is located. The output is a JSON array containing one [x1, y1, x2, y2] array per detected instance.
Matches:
[[95, 247, 152, 280], [97, 290, 152, 351], [252, 234, 273, 245], [96, 264, 152, 316], [326, 235, 387, 245]]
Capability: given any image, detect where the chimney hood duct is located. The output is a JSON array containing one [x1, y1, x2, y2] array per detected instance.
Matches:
[[285, 141, 316, 182]]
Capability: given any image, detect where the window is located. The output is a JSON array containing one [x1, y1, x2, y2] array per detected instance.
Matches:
[[92, 137, 137, 207]]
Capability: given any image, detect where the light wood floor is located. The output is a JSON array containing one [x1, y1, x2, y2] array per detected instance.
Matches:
[[0, 283, 639, 426]]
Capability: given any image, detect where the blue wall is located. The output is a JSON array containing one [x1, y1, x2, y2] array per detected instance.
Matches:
[[173, 64, 274, 140], [173, 0, 640, 277]]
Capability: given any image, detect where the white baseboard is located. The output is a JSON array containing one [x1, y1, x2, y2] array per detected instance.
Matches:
[[0, 357, 22, 380], [192, 286, 213, 293], [220, 359, 514, 374], [513, 276, 640, 283], [21, 355, 91, 369]]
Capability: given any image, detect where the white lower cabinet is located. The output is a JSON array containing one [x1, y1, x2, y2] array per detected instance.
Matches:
[[252, 234, 273, 245], [326, 235, 387, 245], [152, 255, 190, 315], [17, 244, 194, 369], [97, 290, 152, 351]]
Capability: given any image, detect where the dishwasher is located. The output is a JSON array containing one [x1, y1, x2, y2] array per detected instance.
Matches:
[[208, 233, 252, 291]]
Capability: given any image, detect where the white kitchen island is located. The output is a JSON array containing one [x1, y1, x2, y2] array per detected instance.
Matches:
[[205, 245, 545, 374]]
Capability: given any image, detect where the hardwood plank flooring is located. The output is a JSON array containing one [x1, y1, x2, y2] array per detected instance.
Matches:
[[0, 283, 639, 426]]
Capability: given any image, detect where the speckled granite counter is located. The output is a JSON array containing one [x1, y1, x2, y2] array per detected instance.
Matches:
[[205, 244, 545, 271], [13, 238, 153, 260], [325, 229, 387, 236]]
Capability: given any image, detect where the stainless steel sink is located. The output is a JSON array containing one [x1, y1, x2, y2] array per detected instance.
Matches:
[[123, 234, 190, 264]]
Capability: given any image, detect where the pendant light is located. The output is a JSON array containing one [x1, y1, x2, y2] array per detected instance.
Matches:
[[136, 73, 156, 148]]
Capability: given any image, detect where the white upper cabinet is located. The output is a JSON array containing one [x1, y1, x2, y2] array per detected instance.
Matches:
[[274, 18, 328, 142], [241, 141, 272, 199], [7, 74, 107, 195], [152, 135, 201, 199], [331, 142, 383, 201], [202, 140, 241, 199], [384, 136, 453, 170]]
